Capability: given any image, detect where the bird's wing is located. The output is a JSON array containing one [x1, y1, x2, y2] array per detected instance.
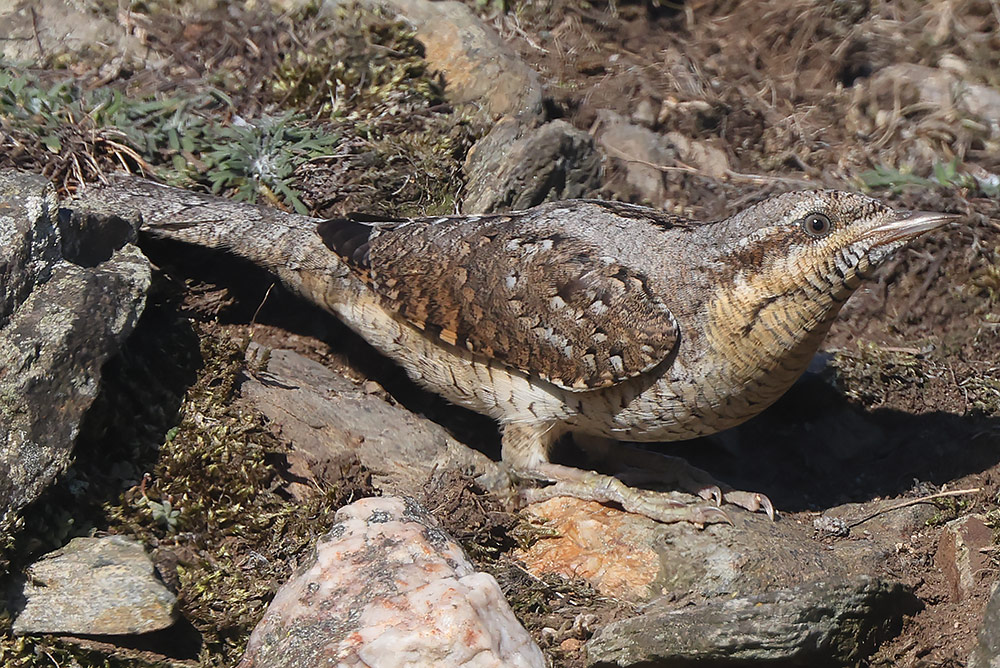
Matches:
[[317, 207, 680, 391]]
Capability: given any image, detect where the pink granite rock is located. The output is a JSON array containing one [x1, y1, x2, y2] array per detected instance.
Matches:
[[238, 496, 544, 668]]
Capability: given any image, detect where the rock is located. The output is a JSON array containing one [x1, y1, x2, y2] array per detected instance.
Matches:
[[586, 576, 921, 667], [344, 0, 543, 122], [592, 109, 675, 207], [238, 496, 545, 668], [592, 110, 733, 206], [462, 119, 603, 213], [631, 98, 658, 129], [10, 535, 177, 636], [0, 171, 61, 326], [0, 170, 150, 536], [663, 130, 731, 179], [515, 496, 927, 605], [0, 0, 150, 68], [240, 345, 505, 498], [936, 514, 993, 602], [969, 581, 1000, 668]]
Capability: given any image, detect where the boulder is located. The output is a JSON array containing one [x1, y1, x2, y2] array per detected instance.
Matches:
[[0, 170, 150, 537], [238, 496, 544, 668]]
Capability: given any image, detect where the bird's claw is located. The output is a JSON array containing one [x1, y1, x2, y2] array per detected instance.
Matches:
[[697, 485, 724, 506], [696, 485, 775, 520], [719, 490, 776, 520]]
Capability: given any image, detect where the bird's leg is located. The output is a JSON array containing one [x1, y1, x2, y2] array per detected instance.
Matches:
[[573, 434, 775, 520], [501, 423, 732, 525]]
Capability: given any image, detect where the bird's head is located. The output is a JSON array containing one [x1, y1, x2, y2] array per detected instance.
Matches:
[[715, 190, 958, 307], [699, 190, 958, 388]]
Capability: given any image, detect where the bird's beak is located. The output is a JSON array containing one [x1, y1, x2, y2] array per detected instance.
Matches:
[[865, 211, 961, 245]]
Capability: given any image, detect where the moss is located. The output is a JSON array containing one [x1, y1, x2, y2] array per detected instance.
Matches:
[[969, 248, 1000, 306], [830, 342, 930, 408], [0, 627, 124, 668], [275, 5, 482, 217], [101, 328, 371, 666], [271, 7, 442, 122]]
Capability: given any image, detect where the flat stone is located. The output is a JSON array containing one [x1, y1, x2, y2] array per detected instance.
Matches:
[[240, 345, 504, 497], [586, 576, 921, 667], [515, 495, 928, 605], [238, 496, 545, 668], [11, 536, 178, 636]]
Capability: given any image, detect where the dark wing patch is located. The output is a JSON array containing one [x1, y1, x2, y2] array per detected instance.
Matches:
[[318, 217, 379, 270], [320, 211, 679, 391], [586, 200, 697, 231]]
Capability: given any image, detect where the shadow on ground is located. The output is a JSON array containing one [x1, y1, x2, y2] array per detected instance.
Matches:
[[670, 375, 1000, 512]]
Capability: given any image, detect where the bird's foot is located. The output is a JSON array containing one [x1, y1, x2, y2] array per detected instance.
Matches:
[[514, 463, 732, 526], [601, 444, 776, 520]]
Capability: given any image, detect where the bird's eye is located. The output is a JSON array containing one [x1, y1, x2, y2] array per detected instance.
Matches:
[[801, 212, 833, 238]]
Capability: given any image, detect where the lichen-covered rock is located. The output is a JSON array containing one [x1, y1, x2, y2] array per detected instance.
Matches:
[[0, 170, 151, 536], [238, 496, 545, 668], [462, 119, 602, 214], [0, 172, 61, 327], [10, 535, 178, 636], [586, 576, 921, 667]]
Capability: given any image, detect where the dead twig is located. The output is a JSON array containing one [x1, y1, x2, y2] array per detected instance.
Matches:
[[847, 487, 982, 528]]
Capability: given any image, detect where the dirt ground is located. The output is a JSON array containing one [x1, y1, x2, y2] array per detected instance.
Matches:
[[2, 0, 1000, 666]]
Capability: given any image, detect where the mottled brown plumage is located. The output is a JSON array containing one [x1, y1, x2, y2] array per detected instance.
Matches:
[[318, 208, 681, 390], [114, 175, 958, 524]]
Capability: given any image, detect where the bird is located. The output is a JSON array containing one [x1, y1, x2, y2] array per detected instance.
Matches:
[[132, 180, 957, 524]]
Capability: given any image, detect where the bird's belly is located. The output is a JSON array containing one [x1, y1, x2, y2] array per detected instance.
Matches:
[[321, 283, 815, 442], [329, 291, 573, 423]]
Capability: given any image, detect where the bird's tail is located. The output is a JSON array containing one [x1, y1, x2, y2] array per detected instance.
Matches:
[[78, 174, 349, 302]]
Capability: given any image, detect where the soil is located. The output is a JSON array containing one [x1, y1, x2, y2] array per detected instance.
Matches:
[[2, 0, 999, 666]]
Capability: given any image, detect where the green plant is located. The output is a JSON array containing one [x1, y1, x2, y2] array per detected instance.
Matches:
[[859, 159, 1000, 196], [138, 495, 181, 531], [0, 67, 342, 214], [201, 114, 340, 214]]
